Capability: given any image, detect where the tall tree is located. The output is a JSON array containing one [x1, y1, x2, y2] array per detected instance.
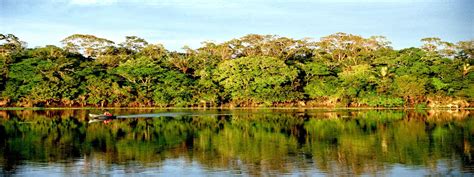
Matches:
[[61, 34, 115, 58], [215, 56, 301, 105], [119, 36, 149, 52], [316, 32, 391, 66], [0, 34, 26, 94]]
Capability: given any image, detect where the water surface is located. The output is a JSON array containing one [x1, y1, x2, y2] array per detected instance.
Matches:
[[0, 109, 473, 176]]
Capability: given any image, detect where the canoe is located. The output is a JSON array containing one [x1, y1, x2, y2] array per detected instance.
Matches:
[[89, 114, 116, 120]]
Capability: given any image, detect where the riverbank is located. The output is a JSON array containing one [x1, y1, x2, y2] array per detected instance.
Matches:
[[1, 106, 473, 111]]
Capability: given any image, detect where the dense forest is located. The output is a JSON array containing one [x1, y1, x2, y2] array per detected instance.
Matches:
[[0, 33, 473, 107]]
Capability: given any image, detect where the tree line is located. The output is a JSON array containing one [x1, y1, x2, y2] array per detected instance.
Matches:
[[0, 33, 473, 107]]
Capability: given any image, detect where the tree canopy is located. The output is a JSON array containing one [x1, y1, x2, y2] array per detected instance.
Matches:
[[0, 33, 473, 107]]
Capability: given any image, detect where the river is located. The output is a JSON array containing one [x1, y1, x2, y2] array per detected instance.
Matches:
[[0, 109, 473, 176]]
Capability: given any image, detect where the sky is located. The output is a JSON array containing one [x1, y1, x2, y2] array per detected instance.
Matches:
[[0, 0, 473, 51]]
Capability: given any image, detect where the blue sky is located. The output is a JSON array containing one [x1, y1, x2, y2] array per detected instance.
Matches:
[[1, 0, 473, 51]]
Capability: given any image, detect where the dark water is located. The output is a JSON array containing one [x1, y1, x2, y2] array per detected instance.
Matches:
[[0, 109, 473, 176]]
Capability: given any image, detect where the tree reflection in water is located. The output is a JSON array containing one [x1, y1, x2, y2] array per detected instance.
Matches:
[[0, 109, 473, 176]]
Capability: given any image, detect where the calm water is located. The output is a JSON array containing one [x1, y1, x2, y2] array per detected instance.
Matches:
[[0, 109, 473, 176]]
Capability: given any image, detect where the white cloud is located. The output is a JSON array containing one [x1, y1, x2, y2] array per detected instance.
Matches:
[[69, 0, 118, 5], [65, 0, 436, 6]]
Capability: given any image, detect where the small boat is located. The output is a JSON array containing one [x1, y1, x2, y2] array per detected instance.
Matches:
[[89, 114, 116, 120]]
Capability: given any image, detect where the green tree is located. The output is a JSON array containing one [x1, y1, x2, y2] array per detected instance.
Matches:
[[0, 34, 26, 94], [215, 56, 301, 104], [392, 75, 427, 104], [115, 56, 163, 105], [316, 33, 391, 66], [119, 36, 149, 52], [338, 64, 376, 98], [61, 34, 115, 58]]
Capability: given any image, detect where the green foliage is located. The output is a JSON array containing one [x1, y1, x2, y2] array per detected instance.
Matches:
[[3, 58, 44, 101], [392, 75, 427, 100], [61, 34, 114, 58], [152, 70, 194, 107], [304, 77, 338, 99], [415, 103, 428, 109], [357, 94, 404, 107], [0, 33, 473, 107], [84, 76, 128, 106], [303, 62, 331, 79], [338, 64, 376, 97], [455, 84, 474, 101], [431, 78, 448, 91], [215, 56, 301, 103], [115, 56, 163, 86]]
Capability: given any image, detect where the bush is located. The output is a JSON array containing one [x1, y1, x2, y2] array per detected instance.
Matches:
[[358, 95, 404, 107]]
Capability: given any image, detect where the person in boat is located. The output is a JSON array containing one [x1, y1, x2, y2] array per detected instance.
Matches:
[[103, 111, 113, 117], [103, 111, 114, 124]]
